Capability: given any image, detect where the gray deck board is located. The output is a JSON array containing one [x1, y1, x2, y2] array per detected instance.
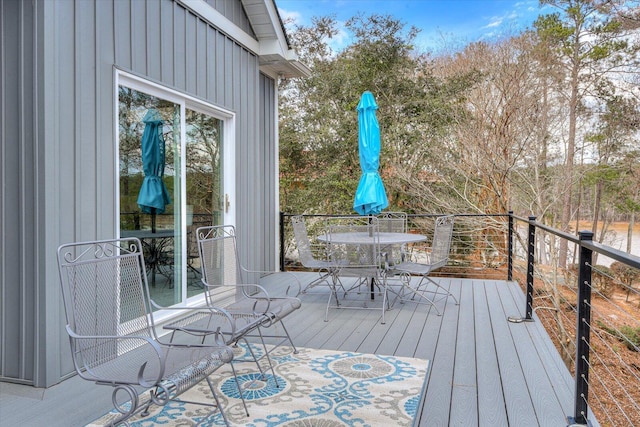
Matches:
[[499, 280, 567, 425], [449, 278, 479, 426], [486, 280, 538, 426], [475, 280, 509, 427], [418, 279, 460, 426], [1, 274, 590, 427]]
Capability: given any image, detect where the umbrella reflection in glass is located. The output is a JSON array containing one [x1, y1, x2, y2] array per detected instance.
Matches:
[[353, 91, 388, 216], [137, 108, 171, 231]]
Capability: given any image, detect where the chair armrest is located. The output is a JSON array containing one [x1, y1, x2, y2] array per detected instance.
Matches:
[[235, 282, 278, 313], [66, 325, 166, 388], [155, 305, 237, 344], [200, 281, 274, 315], [239, 266, 302, 297]]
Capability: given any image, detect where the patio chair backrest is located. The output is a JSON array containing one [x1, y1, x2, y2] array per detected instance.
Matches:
[[377, 211, 408, 265], [56, 238, 156, 373], [196, 225, 244, 305], [430, 215, 455, 269], [291, 215, 329, 268], [377, 211, 408, 233], [325, 216, 382, 277], [291, 215, 314, 266]]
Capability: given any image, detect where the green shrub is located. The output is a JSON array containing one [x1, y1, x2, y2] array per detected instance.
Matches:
[[597, 321, 640, 352], [618, 325, 640, 351]]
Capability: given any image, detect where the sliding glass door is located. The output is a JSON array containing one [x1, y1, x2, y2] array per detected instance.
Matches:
[[117, 72, 234, 307]]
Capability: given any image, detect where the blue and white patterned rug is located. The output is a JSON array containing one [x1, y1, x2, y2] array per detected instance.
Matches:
[[88, 345, 429, 426]]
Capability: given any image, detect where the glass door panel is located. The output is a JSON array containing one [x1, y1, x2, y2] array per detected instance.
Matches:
[[118, 86, 182, 308], [185, 108, 224, 297]]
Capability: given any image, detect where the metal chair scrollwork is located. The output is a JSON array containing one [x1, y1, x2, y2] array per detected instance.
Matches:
[[57, 238, 236, 426]]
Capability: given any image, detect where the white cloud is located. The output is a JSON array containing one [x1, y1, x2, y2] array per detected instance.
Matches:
[[279, 8, 303, 26], [485, 18, 504, 29], [330, 21, 351, 50]]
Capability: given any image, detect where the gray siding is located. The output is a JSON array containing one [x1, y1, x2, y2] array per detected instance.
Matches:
[[260, 72, 278, 269], [1, 0, 278, 387], [0, 0, 43, 385], [206, 0, 256, 36]]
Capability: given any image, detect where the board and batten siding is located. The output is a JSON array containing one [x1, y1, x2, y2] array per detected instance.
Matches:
[[259, 72, 278, 270], [1, 0, 280, 387], [205, 0, 256, 36], [0, 0, 43, 387]]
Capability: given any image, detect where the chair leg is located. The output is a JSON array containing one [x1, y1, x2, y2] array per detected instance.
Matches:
[[224, 363, 249, 418], [302, 270, 332, 293], [231, 318, 297, 397], [381, 281, 388, 324], [325, 286, 339, 321], [416, 276, 459, 305], [206, 376, 230, 425], [259, 318, 299, 355], [166, 376, 232, 426], [252, 327, 280, 388], [235, 336, 269, 379], [398, 274, 442, 316], [324, 274, 347, 321]]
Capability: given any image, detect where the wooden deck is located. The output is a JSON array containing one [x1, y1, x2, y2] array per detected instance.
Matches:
[[0, 274, 594, 426]]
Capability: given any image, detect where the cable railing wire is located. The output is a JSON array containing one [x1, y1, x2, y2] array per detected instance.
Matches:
[[588, 328, 640, 400], [587, 369, 627, 427], [588, 301, 640, 354], [581, 338, 640, 426]]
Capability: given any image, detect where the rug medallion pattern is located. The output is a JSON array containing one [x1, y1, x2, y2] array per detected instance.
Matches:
[[88, 345, 429, 427]]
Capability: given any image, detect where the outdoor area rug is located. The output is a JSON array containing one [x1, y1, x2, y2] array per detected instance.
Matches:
[[88, 344, 429, 427]]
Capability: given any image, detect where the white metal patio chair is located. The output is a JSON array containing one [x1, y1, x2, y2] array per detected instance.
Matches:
[[390, 215, 459, 315], [291, 215, 334, 293], [159, 225, 301, 412], [324, 216, 392, 323], [196, 225, 301, 356], [57, 238, 238, 426]]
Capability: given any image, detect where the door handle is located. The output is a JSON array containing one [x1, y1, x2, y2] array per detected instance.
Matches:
[[225, 194, 230, 213]]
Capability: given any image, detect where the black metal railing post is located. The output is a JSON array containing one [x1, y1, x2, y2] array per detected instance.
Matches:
[[508, 215, 536, 323], [525, 216, 536, 320], [279, 212, 286, 271], [508, 210, 513, 281], [568, 231, 594, 426]]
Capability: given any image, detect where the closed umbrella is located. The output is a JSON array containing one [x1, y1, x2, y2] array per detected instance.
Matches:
[[353, 91, 388, 215], [137, 108, 171, 232]]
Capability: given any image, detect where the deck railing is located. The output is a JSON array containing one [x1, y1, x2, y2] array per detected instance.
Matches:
[[280, 212, 640, 427], [510, 214, 640, 426]]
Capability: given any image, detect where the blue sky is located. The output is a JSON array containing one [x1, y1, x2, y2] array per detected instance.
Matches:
[[277, 0, 555, 52]]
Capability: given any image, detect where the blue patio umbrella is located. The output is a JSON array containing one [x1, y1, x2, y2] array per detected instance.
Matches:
[[137, 108, 171, 227], [353, 91, 388, 215]]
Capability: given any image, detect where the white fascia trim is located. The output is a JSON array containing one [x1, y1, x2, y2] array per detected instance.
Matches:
[[177, 0, 260, 53], [260, 0, 292, 57], [259, 38, 297, 60]]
